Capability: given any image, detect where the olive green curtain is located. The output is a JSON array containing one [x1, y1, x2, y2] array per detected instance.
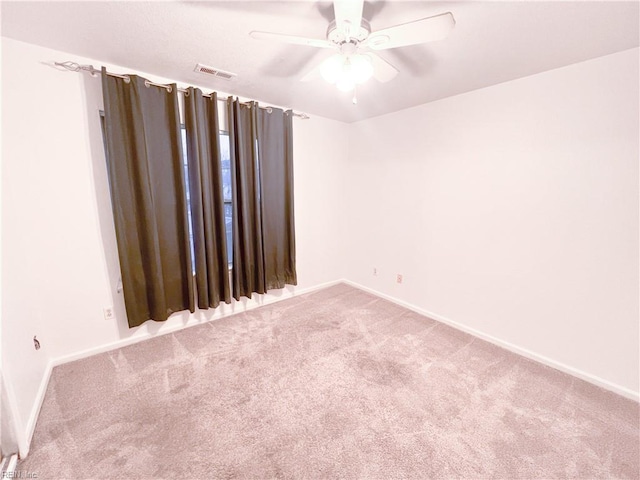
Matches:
[[228, 99, 297, 300], [228, 100, 266, 300], [101, 70, 194, 327], [258, 108, 297, 289], [184, 89, 231, 308]]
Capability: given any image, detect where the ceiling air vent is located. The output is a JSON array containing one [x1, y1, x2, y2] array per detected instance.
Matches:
[[194, 63, 236, 80]]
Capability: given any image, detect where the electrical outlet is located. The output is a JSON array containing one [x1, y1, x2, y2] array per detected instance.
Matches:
[[103, 306, 115, 321], [396, 274, 403, 284], [373, 267, 377, 276]]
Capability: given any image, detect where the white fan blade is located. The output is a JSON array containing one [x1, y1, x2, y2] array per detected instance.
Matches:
[[368, 53, 398, 83], [250, 31, 335, 49], [333, 0, 364, 39], [365, 12, 455, 50]]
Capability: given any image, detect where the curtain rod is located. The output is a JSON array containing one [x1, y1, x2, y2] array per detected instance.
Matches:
[[54, 61, 310, 120]]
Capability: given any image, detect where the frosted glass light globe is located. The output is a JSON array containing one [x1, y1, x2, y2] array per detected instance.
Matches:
[[336, 76, 356, 92], [350, 54, 374, 84], [320, 54, 344, 84], [321, 53, 373, 92]]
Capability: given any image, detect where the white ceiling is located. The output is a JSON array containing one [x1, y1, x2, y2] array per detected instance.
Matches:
[[2, 1, 638, 122]]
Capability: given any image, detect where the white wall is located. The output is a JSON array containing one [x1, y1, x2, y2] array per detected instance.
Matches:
[[1, 37, 348, 456], [345, 48, 639, 397], [2, 35, 638, 458]]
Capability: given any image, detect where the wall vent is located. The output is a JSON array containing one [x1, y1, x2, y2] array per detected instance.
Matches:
[[194, 63, 237, 80]]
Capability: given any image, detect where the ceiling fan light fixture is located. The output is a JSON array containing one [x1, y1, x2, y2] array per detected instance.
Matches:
[[250, 2, 456, 94], [321, 53, 373, 92]]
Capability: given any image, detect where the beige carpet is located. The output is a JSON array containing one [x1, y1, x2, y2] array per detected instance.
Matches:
[[19, 284, 639, 479]]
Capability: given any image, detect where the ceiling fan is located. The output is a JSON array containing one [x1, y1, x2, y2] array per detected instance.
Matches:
[[250, 0, 455, 95]]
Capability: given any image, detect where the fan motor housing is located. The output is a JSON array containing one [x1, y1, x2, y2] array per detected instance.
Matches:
[[327, 19, 371, 45]]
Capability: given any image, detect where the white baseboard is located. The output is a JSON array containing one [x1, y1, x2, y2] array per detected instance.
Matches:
[[21, 361, 53, 458], [3, 373, 28, 459], [21, 279, 344, 456], [342, 279, 639, 402]]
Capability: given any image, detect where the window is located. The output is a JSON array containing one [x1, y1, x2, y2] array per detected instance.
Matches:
[[180, 127, 233, 270], [220, 133, 233, 267]]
